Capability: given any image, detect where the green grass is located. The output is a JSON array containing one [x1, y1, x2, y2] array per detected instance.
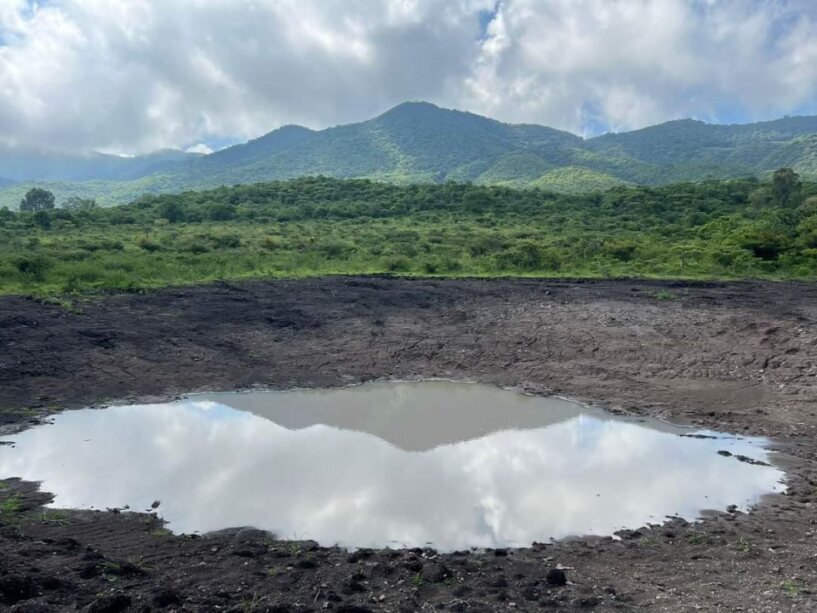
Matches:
[[1, 176, 816, 296], [685, 533, 709, 546], [149, 526, 173, 538], [36, 509, 69, 524], [652, 289, 677, 300], [529, 166, 628, 193], [0, 495, 24, 517]]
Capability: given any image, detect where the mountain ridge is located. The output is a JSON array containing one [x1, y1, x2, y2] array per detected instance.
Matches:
[[1, 101, 816, 208], [0, 146, 203, 183]]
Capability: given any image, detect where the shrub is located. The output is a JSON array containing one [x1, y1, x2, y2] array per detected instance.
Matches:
[[184, 240, 210, 254], [603, 240, 639, 262], [392, 241, 419, 257], [137, 237, 162, 252], [206, 203, 237, 221], [495, 241, 561, 272], [159, 201, 186, 223], [385, 256, 411, 272], [261, 237, 282, 250], [468, 234, 505, 257], [32, 211, 51, 229], [738, 228, 790, 260], [79, 239, 124, 252], [211, 234, 242, 249], [15, 255, 53, 281], [422, 257, 463, 274], [317, 240, 354, 259]]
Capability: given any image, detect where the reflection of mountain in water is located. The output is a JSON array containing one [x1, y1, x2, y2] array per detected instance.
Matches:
[[197, 381, 585, 452], [0, 381, 783, 550]]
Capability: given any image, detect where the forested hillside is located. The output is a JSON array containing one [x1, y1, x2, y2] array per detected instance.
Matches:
[[2, 103, 817, 209]]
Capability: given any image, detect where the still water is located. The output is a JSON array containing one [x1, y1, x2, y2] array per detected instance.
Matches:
[[0, 381, 784, 550]]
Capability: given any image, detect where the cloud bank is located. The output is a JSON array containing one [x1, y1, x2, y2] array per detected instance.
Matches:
[[1, 0, 816, 153]]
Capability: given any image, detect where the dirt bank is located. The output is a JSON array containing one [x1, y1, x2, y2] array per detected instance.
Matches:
[[1, 277, 816, 611]]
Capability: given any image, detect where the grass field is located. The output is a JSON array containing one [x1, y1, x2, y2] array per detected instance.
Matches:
[[1, 176, 816, 297]]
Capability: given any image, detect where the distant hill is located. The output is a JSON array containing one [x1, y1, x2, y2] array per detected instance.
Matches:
[[0, 146, 202, 183], [2, 102, 817, 208]]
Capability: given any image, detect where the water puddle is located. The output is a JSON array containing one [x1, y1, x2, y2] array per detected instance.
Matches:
[[0, 381, 784, 551]]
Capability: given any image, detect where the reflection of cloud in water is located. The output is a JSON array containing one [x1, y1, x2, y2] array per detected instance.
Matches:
[[0, 384, 784, 551]]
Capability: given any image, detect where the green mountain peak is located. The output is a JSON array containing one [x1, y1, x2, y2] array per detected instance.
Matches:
[[1, 103, 816, 208]]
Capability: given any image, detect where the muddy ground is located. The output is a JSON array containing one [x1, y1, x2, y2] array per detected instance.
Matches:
[[0, 276, 816, 612]]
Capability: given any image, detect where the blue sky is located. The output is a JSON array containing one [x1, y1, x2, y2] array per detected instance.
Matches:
[[0, 0, 816, 154]]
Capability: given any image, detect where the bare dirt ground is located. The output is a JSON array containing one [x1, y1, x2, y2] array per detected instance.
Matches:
[[0, 276, 816, 612]]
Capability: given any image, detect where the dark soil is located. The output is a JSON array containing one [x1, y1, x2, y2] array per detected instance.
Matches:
[[1, 276, 816, 611]]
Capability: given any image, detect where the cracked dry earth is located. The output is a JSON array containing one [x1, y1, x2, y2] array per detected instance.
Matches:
[[0, 277, 816, 611]]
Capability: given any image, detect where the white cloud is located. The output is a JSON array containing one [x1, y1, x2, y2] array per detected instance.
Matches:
[[465, 0, 817, 135], [185, 143, 213, 155], [0, 0, 492, 153], [0, 0, 815, 153]]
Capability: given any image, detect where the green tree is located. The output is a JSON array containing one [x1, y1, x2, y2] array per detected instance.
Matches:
[[159, 201, 186, 223], [63, 196, 98, 211], [463, 189, 496, 212], [738, 227, 790, 260], [748, 187, 772, 208], [19, 188, 56, 212], [32, 211, 51, 229], [206, 202, 237, 221], [771, 168, 802, 207]]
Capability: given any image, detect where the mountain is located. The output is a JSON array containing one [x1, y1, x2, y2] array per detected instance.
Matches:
[[587, 116, 817, 173], [0, 146, 202, 183], [151, 102, 583, 187], [2, 102, 817, 208]]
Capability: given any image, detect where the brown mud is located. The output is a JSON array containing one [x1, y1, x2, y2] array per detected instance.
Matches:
[[0, 276, 816, 611]]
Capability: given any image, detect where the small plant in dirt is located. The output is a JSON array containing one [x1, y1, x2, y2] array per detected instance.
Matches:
[[685, 533, 708, 545], [652, 289, 676, 300], [100, 558, 149, 580], [288, 542, 303, 556], [734, 537, 752, 553], [149, 527, 172, 538], [781, 580, 805, 597], [127, 557, 150, 573], [35, 293, 83, 313], [101, 561, 122, 576], [240, 592, 263, 611], [411, 573, 424, 587], [37, 509, 69, 525]]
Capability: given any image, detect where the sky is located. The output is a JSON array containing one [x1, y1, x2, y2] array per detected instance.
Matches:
[[1, 0, 817, 155]]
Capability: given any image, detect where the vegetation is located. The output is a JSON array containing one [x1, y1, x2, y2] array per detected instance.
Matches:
[[19, 187, 56, 212], [0, 174, 815, 296], [1, 103, 816, 208], [0, 494, 24, 521]]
